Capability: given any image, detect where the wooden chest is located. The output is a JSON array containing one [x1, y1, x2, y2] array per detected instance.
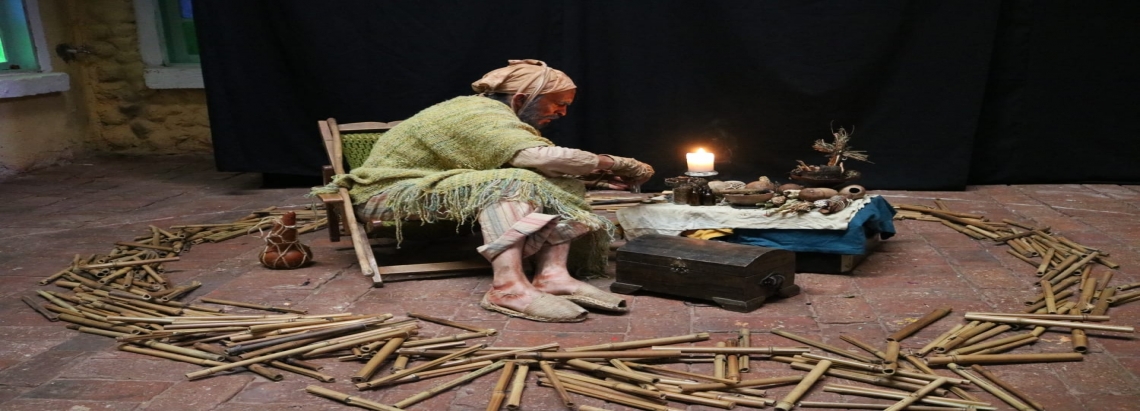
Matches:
[[612, 234, 800, 312]]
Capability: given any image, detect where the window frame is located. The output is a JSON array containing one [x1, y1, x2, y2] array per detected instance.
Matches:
[[134, 0, 203, 89], [0, 0, 70, 99]]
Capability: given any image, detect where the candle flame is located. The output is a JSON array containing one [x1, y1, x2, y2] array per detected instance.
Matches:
[[696, 147, 706, 153]]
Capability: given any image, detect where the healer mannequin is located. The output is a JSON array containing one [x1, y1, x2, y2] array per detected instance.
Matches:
[[317, 60, 654, 322]]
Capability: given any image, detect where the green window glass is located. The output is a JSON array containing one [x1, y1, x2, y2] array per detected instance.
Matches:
[[158, 0, 198, 64], [0, 0, 39, 71]]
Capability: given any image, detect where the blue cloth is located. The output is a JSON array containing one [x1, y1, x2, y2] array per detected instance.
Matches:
[[719, 196, 896, 254]]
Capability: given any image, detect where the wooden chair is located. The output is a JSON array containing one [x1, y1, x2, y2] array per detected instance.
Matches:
[[316, 118, 490, 287]]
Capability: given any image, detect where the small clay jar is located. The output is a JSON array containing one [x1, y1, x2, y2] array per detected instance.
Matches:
[[798, 187, 839, 202], [778, 183, 803, 192], [745, 176, 778, 192], [259, 212, 314, 269], [839, 184, 867, 200]]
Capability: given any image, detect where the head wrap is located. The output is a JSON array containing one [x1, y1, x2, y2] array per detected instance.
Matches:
[[471, 59, 576, 111]]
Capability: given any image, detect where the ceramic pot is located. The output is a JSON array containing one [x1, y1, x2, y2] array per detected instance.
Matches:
[[259, 211, 314, 269], [744, 176, 778, 192], [798, 187, 839, 202], [778, 183, 803, 192], [839, 185, 867, 200]]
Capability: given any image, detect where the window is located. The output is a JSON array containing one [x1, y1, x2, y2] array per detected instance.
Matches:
[[157, 0, 198, 64], [0, 0, 69, 98], [135, 0, 203, 89], [0, 0, 39, 71]]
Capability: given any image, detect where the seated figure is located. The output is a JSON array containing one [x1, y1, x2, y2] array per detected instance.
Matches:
[[319, 60, 654, 322]]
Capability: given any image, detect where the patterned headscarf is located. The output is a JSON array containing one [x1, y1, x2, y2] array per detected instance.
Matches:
[[471, 59, 576, 111]]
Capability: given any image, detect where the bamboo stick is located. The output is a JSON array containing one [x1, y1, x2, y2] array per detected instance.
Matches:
[[823, 385, 996, 410], [916, 324, 963, 356], [941, 220, 988, 239], [305, 385, 402, 411], [486, 361, 515, 411], [199, 297, 307, 314], [692, 391, 773, 408], [505, 362, 529, 410], [271, 360, 336, 382], [947, 364, 1033, 411], [925, 352, 1083, 366], [624, 361, 738, 384], [553, 370, 665, 399], [37, 290, 80, 314], [390, 361, 493, 384], [948, 333, 1036, 356], [516, 350, 680, 360], [883, 340, 900, 375], [79, 257, 180, 270], [393, 361, 505, 408], [356, 344, 486, 389], [839, 334, 888, 362], [192, 343, 284, 382], [352, 336, 405, 383], [737, 328, 751, 373], [1034, 248, 1055, 276], [971, 336, 1039, 355], [445, 343, 559, 368], [969, 365, 1045, 411], [797, 401, 964, 410], [402, 331, 495, 347], [1007, 249, 1040, 267], [888, 307, 953, 342], [538, 378, 675, 411], [649, 345, 809, 355], [567, 332, 710, 352], [407, 312, 496, 335], [1041, 280, 1058, 313], [902, 354, 980, 402], [670, 375, 807, 391], [787, 363, 949, 395], [713, 341, 726, 379], [964, 312, 1110, 321], [724, 340, 739, 382], [771, 329, 874, 363], [301, 327, 417, 358], [537, 361, 573, 408], [963, 314, 1134, 333], [565, 359, 658, 385], [775, 359, 831, 411], [21, 295, 60, 321], [1091, 288, 1115, 315], [1070, 328, 1088, 353], [884, 377, 949, 411]]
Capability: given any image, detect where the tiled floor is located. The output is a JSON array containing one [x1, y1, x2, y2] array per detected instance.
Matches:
[[0, 155, 1138, 410]]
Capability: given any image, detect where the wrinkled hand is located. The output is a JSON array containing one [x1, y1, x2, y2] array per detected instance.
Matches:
[[579, 171, 630, 190], [606, 155, 655, 186]]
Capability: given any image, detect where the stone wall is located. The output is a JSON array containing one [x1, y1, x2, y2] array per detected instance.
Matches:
[[0, 0, 212, 177], [72, 0, 211, 153]]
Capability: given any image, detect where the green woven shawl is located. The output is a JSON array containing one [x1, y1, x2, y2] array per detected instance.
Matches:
[[313, 96, 613, 276]]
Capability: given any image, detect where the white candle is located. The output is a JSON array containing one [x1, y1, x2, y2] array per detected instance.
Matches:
[[686, 148, 715, 173]]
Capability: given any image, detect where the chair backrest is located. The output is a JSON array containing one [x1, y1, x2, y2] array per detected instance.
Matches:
[[317, 119, 403, 173]]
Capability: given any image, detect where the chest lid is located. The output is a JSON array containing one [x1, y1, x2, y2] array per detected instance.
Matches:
[[617, 234, 792, 274]]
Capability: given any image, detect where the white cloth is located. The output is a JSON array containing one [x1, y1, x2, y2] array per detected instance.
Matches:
[[616, 196, 877, 239]]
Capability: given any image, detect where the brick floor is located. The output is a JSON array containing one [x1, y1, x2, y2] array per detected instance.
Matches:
[[1, 155, 1139, 410]]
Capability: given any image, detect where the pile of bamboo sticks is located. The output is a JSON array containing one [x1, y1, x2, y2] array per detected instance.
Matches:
[[175, 206, 327, 245], [29, 205, 327, 304]]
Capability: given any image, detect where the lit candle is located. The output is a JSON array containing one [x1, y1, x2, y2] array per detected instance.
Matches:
[[686, 148, 715, 173]]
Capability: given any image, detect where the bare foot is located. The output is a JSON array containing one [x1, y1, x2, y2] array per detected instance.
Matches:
[[485, 281, 544, 312], [531, 269, 587, 295]]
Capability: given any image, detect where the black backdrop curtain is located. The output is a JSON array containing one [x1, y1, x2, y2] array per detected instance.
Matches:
[[195, 0, 1140, 191]]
